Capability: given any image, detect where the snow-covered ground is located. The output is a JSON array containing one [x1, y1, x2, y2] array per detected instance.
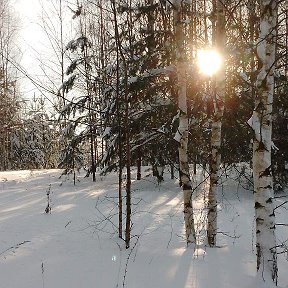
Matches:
[[0, 167, 287, 288]]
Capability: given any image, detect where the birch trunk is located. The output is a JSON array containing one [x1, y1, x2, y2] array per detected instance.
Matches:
[[174, 0, 196, 245], [207, 0, 225, 247], [251, 0, 278, 283]]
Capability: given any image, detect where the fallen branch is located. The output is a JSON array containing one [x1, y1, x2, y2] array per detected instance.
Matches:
[[274, 201, 288, 212], [217, 231, 241, 239], [0, 241, 31, 257]]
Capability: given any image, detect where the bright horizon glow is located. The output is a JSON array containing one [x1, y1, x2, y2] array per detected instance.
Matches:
[[197, 49, 222, 77]]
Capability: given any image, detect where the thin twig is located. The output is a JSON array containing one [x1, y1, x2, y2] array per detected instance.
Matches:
[[0, 241, 31, 257], [122, 235, 140, 288]]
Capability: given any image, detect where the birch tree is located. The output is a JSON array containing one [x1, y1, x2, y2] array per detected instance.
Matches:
[[249, 0, 278, 283], [174, 0, 196, 246], [207, 0, 226, 247]]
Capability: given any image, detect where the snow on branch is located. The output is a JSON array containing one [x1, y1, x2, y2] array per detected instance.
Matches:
[[58, 74, 77, 95], [127, 65, 175, 84], [66, 36, 90, 53], [101, 127, 112, 139], [247, 111, 261, 143]]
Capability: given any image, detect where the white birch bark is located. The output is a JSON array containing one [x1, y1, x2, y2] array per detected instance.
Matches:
[[174, 0, 196, 245], [207, 0, 225, 247], [251, 0, 278, 283]]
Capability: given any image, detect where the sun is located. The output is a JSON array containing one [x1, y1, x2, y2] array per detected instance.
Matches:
[[197, 49, 222, 76]]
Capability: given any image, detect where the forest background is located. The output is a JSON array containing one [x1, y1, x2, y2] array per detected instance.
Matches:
[[0, 0, 288, 286]]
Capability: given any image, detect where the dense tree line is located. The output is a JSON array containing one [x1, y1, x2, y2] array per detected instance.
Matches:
[[0, 0, 20, 170], [0, 0, 61, 170], [56, 0, 288, 187]]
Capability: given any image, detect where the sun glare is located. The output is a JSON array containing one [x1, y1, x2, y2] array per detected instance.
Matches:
[[197, 49, 222, 76]]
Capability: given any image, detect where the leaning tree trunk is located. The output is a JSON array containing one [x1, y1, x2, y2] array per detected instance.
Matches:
[[174, 0, 196, 246], [249, 0, 278, 284], [207, 0, 226, 247]]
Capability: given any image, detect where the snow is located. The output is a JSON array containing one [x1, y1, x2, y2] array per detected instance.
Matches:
[[174, 130, 181, 143], [0, 167, 287, 288], [102, 126, 112, 138], [247, 111, 261, 142], [239, 72, 250, 83]]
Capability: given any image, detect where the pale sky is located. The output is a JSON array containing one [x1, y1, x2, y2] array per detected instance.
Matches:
[[14, 0, 46, 97], [14, 0, 42, 49], [13, 0, 73, 101]]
